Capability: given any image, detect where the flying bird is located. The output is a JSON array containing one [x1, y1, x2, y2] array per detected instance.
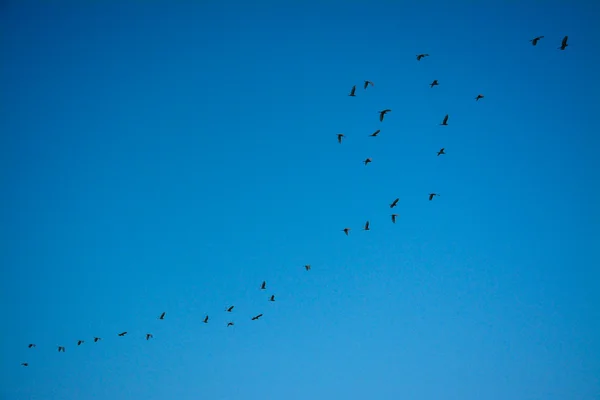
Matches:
[[261, 281, 266, 290], [251, 314, 264, 321], [349, 85, 356, 96], [559, 35, 569, 50], [21, 363, 28, 367], [158, 312, 166, 320], [77, 340, 84, 346], [305, 264, 311, 271], [416, 53, 429, 61], [363, 221, 370, 231], [429, 193, 440, 201], [269, 295, 275, 302], [227, 322, 234, 327], [378, 109, 391, 122], [226, 306, 234, 312], [440, 114, 449, 126], [370, 129, 380, 137], [437, 148, 445, 156], [94, 337, 101, 342], [146, 333, 153, 340], [364, 80, 374, 89], [337, 133, 344, 144], [475, 94, 484, 101], [390, 198, 399, 208], [28, 344, 36, 349], [57, 346, 65, 352], [530, 36, 544, 46], [363, 158, 372, 166], [430, 79, 439, 88], [118, 332, 127, 337], [391, 214, 399, 223], [342, 228, 351, 236], [203, 315, 209, 323]]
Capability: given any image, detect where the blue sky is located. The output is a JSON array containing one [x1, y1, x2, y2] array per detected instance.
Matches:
[[1, 1, 599, 399]]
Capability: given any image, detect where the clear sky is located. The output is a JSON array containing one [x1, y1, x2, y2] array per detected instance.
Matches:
[[1, 1, 599, 399]]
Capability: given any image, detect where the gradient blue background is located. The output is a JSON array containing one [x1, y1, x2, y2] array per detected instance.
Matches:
[[2, 1, 599, 399]]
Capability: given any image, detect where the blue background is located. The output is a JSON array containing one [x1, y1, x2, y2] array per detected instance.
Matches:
[[1, 1, 599, 399]]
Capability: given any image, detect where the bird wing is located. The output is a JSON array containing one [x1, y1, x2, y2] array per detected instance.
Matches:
[[562, 36, 568, 45]]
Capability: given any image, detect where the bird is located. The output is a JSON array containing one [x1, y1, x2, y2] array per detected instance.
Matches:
[[57, 346, 65, 352], [349, 85, 356, 96], [416, 53, 429, 61], [363, 158, 372, 166], [251, 314, 264, 321], [158, 312, 166, 320], [440, 114, 449, 126], [94, 337, 101, 343], [342, 228, 351, 236], [261, 281, 266, 290], [370, 129, 380, 137], [146, 333, 153, 340], [227, 322, 234, 327], [430, 79, 439, 88], [391, 214, 399, 223], [118, 332, 127, 337], [337, 133, 344, 144], [269, 295, 275, 301], [28, 344, 36, 349], [226, 306, 234, 312], [559, 35, 569, 50], [475, 94, 484, 101], [390, 198, 399, 208], [378, 109, 391, 122], [21, 363, 28, 367], [364, 80, 374, 89], [437, 148, 445, 156], [530, 35, 544, 46], [363, 221, 370, 231], [203, 315, 209, 323], [77, 340, 84, 346], [429, 193, 440, 201], [305, 264, 311, 271]]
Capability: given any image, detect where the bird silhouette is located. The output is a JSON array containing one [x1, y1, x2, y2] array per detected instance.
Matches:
[[391, 214, 399, 223], [390, 198, 399, 208], [77, 340, 84, 346], [118, 332, 127, 337], [475, 94, 484, 101], [227, 322, 234, 327], [378, 109, 391, 122], [203, 315, 209, 323], [416, 53, 429, 61], [364, 80, 374, 89], [559, 35, 569, 50], [342, 228, 351, 236], [437, 148, 446, 156], [305, 264, 311, 271], [94, 337, 101, 343], [530, 36, 544, 46], [440, 114, 449, 125], [146, 333, 153, 340], [349, 85, 356, 96], [430, 79, 439, 88], [370, 129, 380, 137], [28, 344, 36, 349], [337, 133, 344, 144], [269, 295, 275, 301], [363, 221, 370, 231], [251, 314, 263, 321], [261, 281, 266, 290], [21, 363, 28, 367], [429, 193, 440, 201], [363, 158, 372, 166], [57, 346, 65, 352], [158, 312, 166, 320], [226, 306, 234, 312]]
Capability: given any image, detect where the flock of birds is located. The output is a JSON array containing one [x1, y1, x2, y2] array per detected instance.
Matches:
[[17, 34, 570, 368]]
